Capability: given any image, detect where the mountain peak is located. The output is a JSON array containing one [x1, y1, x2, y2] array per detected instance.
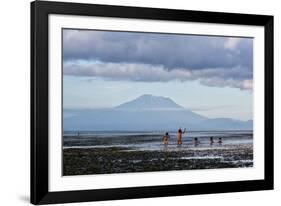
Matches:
[[139, 94, 156, 98], [115, 94, 184, 110]]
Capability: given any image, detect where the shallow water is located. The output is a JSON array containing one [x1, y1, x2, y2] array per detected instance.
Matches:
[[63, 130, 253, 151]]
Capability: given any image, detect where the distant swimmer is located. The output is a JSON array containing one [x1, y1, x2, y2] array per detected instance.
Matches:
[[218, 137, 223, 144], [163, 132, 170, 145], [177, 127, 186, 145], [194, 137, 199, 146], [210, 136, 214, 145]]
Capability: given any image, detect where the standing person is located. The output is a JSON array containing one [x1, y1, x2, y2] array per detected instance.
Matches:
[[194, 137, 199, 146], [210, 136, 214, 145], [177, 127, 186, 145], [163, 132, 170, 145]]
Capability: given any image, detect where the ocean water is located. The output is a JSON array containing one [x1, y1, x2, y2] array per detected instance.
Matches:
[[63, 130, 253, 151]]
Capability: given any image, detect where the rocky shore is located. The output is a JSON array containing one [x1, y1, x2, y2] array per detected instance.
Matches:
[[63, 146, 253, 176]]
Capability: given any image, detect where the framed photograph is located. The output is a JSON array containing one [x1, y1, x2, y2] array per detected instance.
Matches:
[[31, 0, 274, 204]]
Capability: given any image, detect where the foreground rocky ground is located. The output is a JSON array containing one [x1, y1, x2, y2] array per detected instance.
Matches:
[[63, 146, 253, 176]]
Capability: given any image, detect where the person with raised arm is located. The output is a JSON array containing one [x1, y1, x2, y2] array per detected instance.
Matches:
[[177, 127, 186, 145]]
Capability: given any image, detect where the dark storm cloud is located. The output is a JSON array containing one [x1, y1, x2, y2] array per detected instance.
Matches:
[[63, 30, 252, 71], [63, 29, 253, 90]]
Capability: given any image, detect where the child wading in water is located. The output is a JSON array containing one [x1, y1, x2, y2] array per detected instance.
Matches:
[[163, 132, 170, 145], [177, 128, 186, 145]]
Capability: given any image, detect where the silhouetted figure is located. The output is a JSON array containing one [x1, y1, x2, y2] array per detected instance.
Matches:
[[210, 136, 214, 145], [163, 132, 170, 145], [218, 137, 223, 144], [194, 137, 199, 146]]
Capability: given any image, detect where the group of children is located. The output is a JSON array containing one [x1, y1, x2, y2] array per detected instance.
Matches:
[[162, 128, 223, 146]]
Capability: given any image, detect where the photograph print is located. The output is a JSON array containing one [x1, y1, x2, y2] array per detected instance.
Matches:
[[62, 29, 253, 176]]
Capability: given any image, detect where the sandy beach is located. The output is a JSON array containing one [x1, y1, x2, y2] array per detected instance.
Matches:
[[63, 137, 253, 176]]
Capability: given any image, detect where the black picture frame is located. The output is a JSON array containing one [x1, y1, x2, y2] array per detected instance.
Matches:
[[31, 0, 274, 204]]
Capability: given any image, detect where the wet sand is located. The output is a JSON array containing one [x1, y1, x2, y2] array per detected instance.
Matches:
[[63, 145, 253, 176]]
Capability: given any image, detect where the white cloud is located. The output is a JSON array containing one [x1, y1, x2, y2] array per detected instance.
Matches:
[[224, 38, 242, 50], [200, 78, 253, 91], [242, 79, 253, 90]]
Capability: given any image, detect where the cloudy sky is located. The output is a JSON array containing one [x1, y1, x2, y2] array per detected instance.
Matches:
[[63, 29, 253, 120]]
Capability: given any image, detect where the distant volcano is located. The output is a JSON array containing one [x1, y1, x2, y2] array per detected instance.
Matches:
[[64, 94, 253, 131], [115, 94, 184, 110]]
